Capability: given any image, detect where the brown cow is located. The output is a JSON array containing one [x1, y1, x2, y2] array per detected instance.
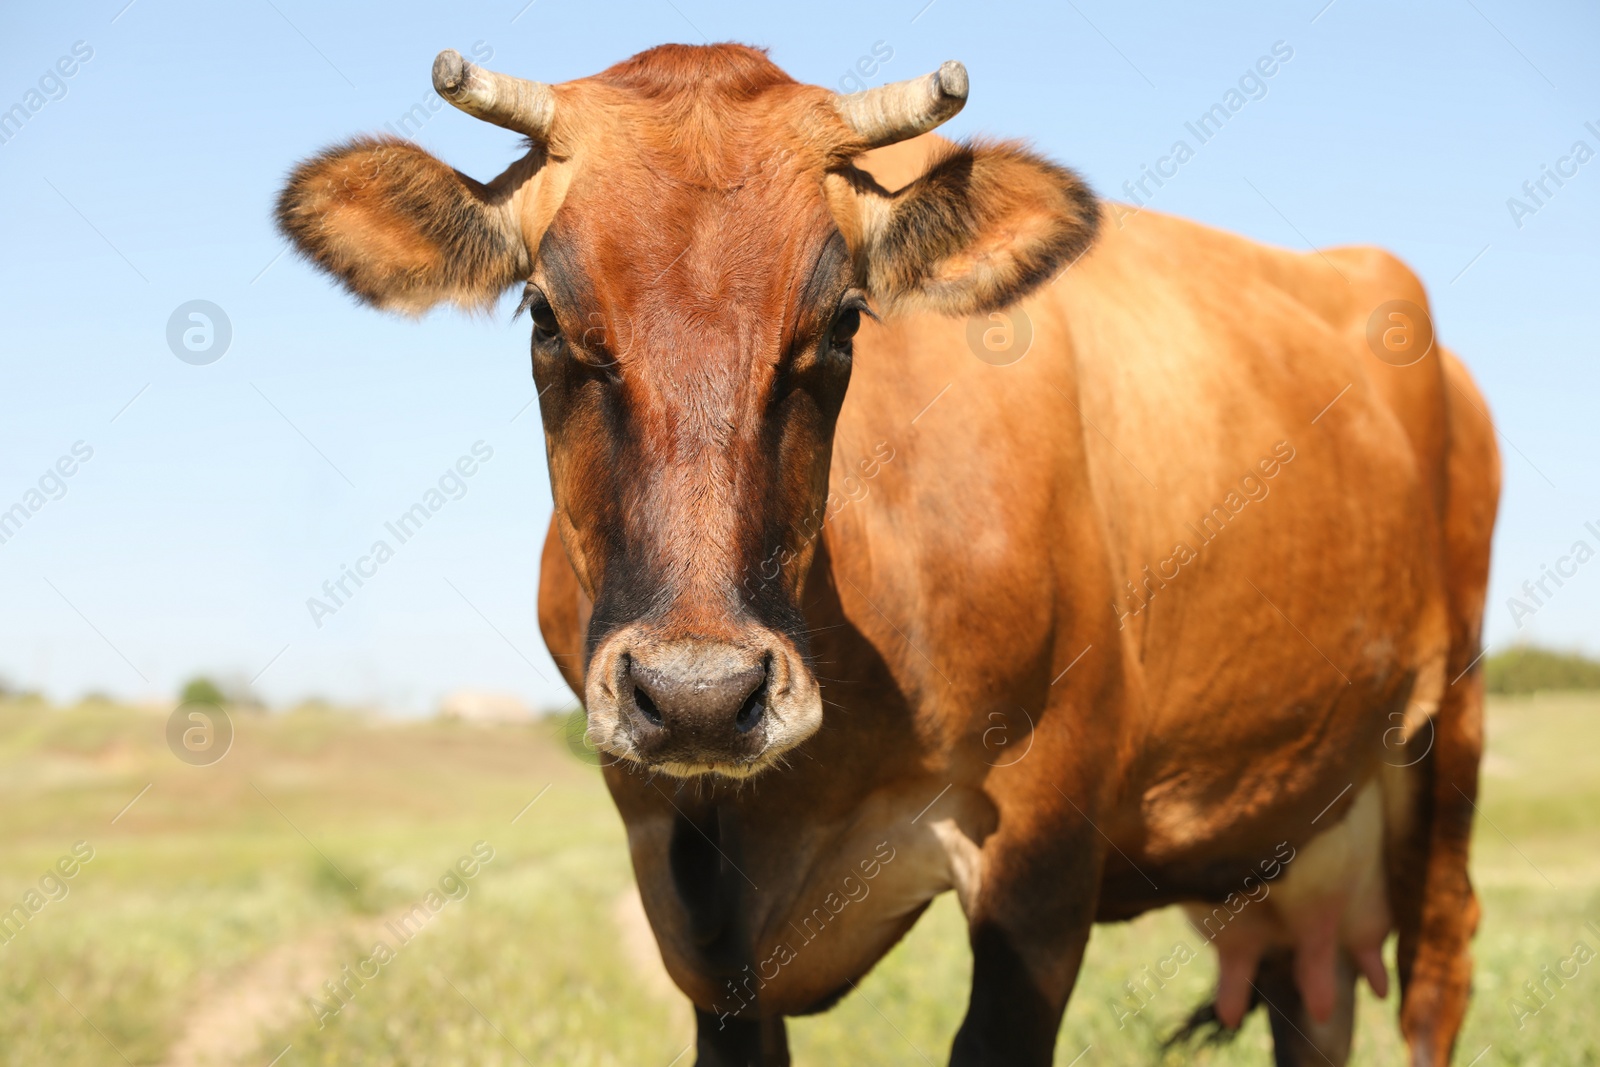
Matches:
[[275, 44, 1500, 1066]]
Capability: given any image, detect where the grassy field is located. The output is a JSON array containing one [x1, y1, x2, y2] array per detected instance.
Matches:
[[1, 693, 1596, 1066]]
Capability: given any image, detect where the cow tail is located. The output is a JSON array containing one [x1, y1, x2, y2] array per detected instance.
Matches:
[[1162, 988, 1261, 1049]]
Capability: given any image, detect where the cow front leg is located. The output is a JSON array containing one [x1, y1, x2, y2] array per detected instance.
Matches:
[[1255, 947, 1358, 1066], [694, 1007, 789, 1067], [949, 820, 1104, 1066]]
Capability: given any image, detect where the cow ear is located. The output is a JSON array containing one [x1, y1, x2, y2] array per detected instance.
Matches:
[[275, 136, 532, 314], [832, 140, 1100, 317]]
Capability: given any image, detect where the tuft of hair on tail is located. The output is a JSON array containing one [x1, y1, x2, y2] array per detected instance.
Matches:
[[1162, 987, 1262, 1050]]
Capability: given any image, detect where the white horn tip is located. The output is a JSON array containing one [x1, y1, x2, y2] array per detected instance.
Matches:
[[935, 60, 969, 102]]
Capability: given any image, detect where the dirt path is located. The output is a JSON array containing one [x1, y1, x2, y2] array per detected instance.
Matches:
[[162, 890, 678, 1065], [159, 909, 400, 1067]]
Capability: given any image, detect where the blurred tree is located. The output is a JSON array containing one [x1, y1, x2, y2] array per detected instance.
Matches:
[[1484, 646, 1600, 694], [180, 676, 226, 706]]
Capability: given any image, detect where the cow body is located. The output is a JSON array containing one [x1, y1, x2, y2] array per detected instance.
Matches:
[[538, 137, 1499, 1064], [275, 43, 1498, 1066]]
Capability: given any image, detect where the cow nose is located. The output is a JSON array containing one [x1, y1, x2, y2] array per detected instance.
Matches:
[[625, 654, 768, 738]]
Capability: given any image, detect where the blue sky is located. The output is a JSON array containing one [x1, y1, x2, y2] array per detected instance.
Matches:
[[1, 0, 1595, 712]]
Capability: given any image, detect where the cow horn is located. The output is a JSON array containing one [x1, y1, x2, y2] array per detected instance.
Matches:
[[833, 61, 969, 149], [432, 49, 555, 141]]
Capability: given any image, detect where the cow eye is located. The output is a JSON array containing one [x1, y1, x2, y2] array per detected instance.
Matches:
[[830, 292, 872, 352], [530, 301, 560, 343], [832, 308, 861, 346], [517, 285, 562, 344]]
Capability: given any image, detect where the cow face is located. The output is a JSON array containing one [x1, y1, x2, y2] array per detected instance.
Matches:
[[276, 44, 1097, 777]]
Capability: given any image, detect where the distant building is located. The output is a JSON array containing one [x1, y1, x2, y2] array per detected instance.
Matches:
[[438, 690, 535, 724]]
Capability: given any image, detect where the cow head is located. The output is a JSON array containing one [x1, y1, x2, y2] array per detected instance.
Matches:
[[276, 44, 1097, 777]]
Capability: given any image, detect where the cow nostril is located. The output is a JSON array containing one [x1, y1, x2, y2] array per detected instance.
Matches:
[[633, 684, 664, 727], [734, 683, 766, 734], [623, 651, 769, 737]]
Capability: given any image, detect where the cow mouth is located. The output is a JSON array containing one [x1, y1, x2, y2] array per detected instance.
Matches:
[[582, 629, 823, 778]]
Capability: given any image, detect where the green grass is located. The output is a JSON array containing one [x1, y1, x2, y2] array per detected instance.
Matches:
[[1, 694, 1596, 1065]]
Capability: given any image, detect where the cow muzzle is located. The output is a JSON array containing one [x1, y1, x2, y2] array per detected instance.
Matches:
[[584, 627, 822, 777]]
